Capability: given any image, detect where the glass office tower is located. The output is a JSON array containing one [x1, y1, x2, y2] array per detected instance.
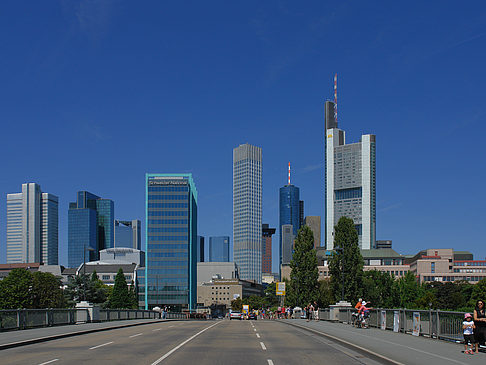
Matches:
[[279, 184, 301, 266], [68, 191, 114, 268], [233, 143, 262, 284], [325, 100, 376, 250], [115, 220, 141, 249], [209, 236, 230, 262], [145, 174, 197, 310], [197, 236, 204, 262], [6, 183, 58, 264]]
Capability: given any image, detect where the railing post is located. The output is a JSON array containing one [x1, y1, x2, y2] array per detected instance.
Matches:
[[436, 310, 440, 339]]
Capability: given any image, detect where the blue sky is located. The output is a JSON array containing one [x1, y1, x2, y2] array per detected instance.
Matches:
[[1, 1, 485, 272]]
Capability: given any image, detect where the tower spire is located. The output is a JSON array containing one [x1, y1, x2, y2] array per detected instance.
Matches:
[[288, 162, 291, 185], [334, 73, 338, 123]]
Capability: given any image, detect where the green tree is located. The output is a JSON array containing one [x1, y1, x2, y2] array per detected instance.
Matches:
[[395, 271, 421, 308], [0, 268, 33, 309], [129, 281, 139, 309], [362, 270, 398, 308], [107, 268, 131, 308], [469, 278, 486, 307], [31, 271, 65, 308], [231, 297, 242, 311], [287, 226, 319, 307], [328, 217, 364, 303], [317, 279, 334, 308], [263, 282, 280, 308]]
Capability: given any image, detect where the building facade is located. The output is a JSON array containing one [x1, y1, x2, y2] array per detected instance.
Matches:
[[262, 224, 275, 274], [115, 220, 141, 250], [6, 183, 58, 265], [68, 191, 114, 268], [145, 174, 197, 310], [209, 236, 230, 262], [304, 216, 321, 249], [281, 224, 294, 265], [233, 144, 262, 283], [325, 100, 376, 250], [197, 236, 205, 262]]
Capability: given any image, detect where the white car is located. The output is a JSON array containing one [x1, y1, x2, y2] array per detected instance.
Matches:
[[230, 312, 243, 320]]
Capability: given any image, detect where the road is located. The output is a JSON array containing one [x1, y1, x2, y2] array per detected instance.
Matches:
[[1, 319, 384, 365]]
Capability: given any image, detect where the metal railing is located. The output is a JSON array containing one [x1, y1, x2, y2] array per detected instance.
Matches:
[[0, 308, 161, 332], [318, 307, 465, 342]]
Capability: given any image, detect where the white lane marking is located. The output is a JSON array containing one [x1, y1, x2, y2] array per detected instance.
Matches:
[[89, 341, 114, 350], [153, 328, 163, 332], [260, 342, 267, 350], [38, 360, 59, 365], [129, 333, 143, 338], [254, 328, 256, 331], [151, 321, 221, 364], [267, 360, 274, 365], [168, 325, 174, 328]]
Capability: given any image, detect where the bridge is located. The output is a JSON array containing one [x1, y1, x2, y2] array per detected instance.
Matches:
[[0, 315, 483, 364]]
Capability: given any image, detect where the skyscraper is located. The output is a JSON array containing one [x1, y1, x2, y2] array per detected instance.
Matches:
[[324, 98, 376, 250], [68, 191, 114, 268], [6, 183, 58, 264], [281, 224, 294, 265], [145, 174, 197, 310], [304, 216, 321, 249], [209, 236, 230, 262], [115, 220, 141, 249], [197, 236, 205, 262], [233, 143, 262, 284], [262, 224, 275, 274], [279, 181, 301, 267]]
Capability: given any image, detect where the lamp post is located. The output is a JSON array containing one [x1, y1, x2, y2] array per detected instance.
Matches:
[[335, 247, 344, 302], [82, 245, 95, 301]]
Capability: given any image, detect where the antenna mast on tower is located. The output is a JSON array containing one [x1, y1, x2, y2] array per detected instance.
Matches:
[[334, 73, 338, 123], [288, 162, 291, 185]]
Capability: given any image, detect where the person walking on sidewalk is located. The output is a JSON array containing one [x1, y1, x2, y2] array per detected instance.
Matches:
[[313, 301, 319, 321], [473, 300, 486, 353], [463, 313, 476, 355]]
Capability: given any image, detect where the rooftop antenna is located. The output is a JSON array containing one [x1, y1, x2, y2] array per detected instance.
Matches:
[[288, 162, 291, 185], [334, 73, 338, 123]]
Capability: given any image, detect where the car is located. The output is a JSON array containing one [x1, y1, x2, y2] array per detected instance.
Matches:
[[248, 313, 257, 320], [230, 312, 243, 320]]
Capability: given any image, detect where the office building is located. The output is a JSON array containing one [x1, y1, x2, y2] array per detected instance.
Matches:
[[197, 261, 238, 285], [279, 180, 301, 267], [6, 183, 58, 265], [209, 236, 230, 262], [376, 240, 392, 249], [262, 224, 275, 274], [324, 98, 376, 250], [233, 144, 262, 284], [115, 220, 141, 250], [281, 224, 294, 265], [68, 191, 114, 268], [299, 200, 304, 228], [304, 216, 321, 249], [145, 174, 197, 310], [197, 236, 205, 262]]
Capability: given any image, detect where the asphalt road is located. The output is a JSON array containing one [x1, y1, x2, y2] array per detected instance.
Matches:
[[1, 319, 384, 365]]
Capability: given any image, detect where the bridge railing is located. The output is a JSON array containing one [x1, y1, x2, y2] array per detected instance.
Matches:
[[0, 308, 162, 332], [319, 308, 465, 342]]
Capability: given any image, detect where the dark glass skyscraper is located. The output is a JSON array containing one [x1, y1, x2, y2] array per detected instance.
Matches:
[[68, 191, 114, 268], [197, 236, 205, 262], [209, 236, 230, 262], [279, 184, 301, 267], [145, 174, 197, 311]]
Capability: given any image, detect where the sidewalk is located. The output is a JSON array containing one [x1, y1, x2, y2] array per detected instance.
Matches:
[[282, 319, 484, 365], [0, 318, 175, 350]]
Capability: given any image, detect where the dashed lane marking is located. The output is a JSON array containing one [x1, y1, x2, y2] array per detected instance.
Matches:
[[256, 333, 260, 338], [267, 360, 274, 365], [89, 341, 114, 350], [129, 333, 143, 338], [260, 342, 267, 350], [38, 359, 59, 365]]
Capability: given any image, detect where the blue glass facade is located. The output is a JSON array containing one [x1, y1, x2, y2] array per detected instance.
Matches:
[[209, 236, 230, 262], [279, 184, 301, 267], [68, 191, 114, 268], [197, 236, 204, 262], [145, 174, 197, 311]]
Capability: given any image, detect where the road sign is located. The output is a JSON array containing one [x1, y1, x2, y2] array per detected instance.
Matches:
[[276, 282, 286, 296], [242, 304, 249, 315]]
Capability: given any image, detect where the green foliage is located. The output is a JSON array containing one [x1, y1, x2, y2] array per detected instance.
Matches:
[[31, 272, 65, 308], [395, 271, 421, 308], [242, 295, 265, 310], [0, 268, 34, 309], [362, 270, 398, 308], [64, 272, 110, 307], [317, 279, 334, 308], [263, 282, 280, 308], [469, 278, 486, 307], [287, 226, 319, 307], [107, 268, 132, 309], [328, 217, 364, 303], [231, 297, 242, 311]]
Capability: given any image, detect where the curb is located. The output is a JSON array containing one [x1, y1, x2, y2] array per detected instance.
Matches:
[[278, 320, 404, 365], [0, 319, 186, 351]]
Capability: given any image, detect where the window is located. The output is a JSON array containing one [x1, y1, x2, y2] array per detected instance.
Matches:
[[431, 262, 435, 273], [102, 275, 110, 280]]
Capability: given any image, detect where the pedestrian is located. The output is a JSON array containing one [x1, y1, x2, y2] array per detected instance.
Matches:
[[307, 303, 314, 322], [463, 313, 476, 354], [314, 301, 319, 321], [473, 300, 486, 353]]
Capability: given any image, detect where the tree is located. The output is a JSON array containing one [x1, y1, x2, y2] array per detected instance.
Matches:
[[263, 282, 280, 308], [362, 270, 398, 308], [328, 217, 364, 303], [317, 279, 334, 308], [31, 271, 65, 308], [231, 297, 242, 311], [107, 268, 131, 309], [469, 278, 486, 307], [0, 268, 33, 309], [287, 226, 319, 307], [395, 271, 421, 308]]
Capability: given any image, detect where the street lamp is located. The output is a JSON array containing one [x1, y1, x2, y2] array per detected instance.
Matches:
[[335, 247, 345, 302], [82, 245, 95, 301]]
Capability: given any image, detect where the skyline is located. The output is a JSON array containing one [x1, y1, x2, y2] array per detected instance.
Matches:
[[1, 1, 486, 272]]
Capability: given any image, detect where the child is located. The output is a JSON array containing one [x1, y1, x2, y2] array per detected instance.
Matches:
[[463, 313, 476, 355]]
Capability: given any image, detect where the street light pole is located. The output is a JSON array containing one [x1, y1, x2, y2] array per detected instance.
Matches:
[[82, 245, 95, 301], [335, 247, 344, 302]]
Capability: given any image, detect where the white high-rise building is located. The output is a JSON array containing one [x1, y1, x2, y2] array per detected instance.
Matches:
[[233, 143, 262, 283], [6, 183, 58, 264], [325, 101, 376, 250]]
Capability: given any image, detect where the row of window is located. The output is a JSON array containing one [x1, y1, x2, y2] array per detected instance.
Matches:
[[148, 203, 188, 208], [424, 276, 484, 282], [148, 211, 187, 217], [147, 244, 188, 250], [148, 194, 187, 200], [455, 262, 486, 266], [148, 252, 188, 258], [148, 227, 187, 233], [148, 236, 188, 241], [148, 219, 188, 225], [148, 186, 188, 192]]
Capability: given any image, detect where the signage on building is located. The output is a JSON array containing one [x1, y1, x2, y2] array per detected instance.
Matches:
[[276, 282, 286, 296], [149, 180, 187, 186]]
